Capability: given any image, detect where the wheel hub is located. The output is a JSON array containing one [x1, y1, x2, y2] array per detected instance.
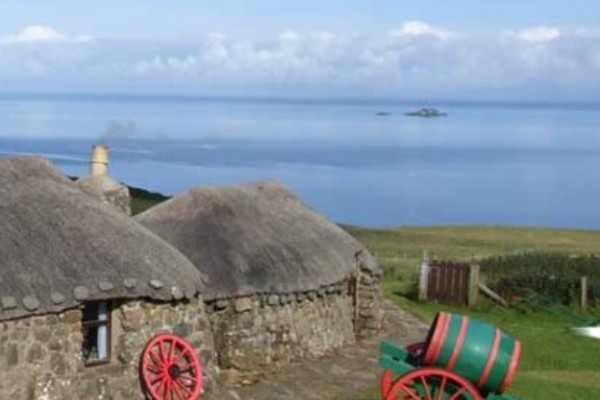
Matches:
[[168, 364, 182, 379]]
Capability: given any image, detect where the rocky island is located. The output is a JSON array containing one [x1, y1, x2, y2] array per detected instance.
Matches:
[[405, 108, 447, 117]]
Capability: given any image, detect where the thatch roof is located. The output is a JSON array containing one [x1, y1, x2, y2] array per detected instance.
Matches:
[[76, 174, 131, 216], [0, 156, 205, 321], [135, 181, 380, 300]]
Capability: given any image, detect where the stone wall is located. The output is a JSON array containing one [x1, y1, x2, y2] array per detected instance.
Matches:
[[354, 269, 384, 337], [0, 298, 216, 400], [206, 282, 355, 371]]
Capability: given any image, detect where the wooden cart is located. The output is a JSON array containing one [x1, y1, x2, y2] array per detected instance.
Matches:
[[379, 312, 521, 400]]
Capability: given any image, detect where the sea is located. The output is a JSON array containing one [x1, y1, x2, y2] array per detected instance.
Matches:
[[1, 94, 599, 229]]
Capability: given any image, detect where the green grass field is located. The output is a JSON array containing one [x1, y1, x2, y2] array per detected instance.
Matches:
[[345, 224, 600, 267], [346, 225, 600, 400]]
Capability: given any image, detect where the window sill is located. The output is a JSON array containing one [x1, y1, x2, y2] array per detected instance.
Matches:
[[83, 359, 111, 368]]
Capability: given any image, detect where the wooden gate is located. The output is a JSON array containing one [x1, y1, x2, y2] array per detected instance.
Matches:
[[427, 261, 470, 306]]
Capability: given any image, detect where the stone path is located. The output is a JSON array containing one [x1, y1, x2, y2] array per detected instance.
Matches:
[[210, 300, 429, 400]]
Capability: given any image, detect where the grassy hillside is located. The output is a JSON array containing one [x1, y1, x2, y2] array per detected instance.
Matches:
[[344, 224, 600, 278], [128, 185, 170, 215]]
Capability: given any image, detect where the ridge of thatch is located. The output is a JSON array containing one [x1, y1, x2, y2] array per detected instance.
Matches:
[[135, 180, 380, 300], [76, 174, 131, 216], [0, 156, 205, 321]]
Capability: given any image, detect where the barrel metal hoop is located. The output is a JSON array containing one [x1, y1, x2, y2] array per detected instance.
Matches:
[[423, 312, 448, 364], [446, 316, 469, 370], [431, 313, 451, 365], [477, 328, 502, 389], [498, 340, 522, 393]]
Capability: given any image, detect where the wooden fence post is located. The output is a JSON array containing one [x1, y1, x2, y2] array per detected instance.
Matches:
[[581, 276, 588, 310], [468, 264, 480, 307], [478, 282, 509, 307], [418, 250, 430, 301]]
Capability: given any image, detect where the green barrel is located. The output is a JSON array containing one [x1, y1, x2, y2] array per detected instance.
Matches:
[[421, 312, 521, 394]]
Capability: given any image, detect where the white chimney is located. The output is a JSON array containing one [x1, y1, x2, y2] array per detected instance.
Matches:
[[90, 144, 109, 177]]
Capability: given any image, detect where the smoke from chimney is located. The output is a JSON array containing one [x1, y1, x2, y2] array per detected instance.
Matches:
[[98, 120, 137, 144]]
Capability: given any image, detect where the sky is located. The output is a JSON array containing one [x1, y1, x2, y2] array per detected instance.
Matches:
[[0, 1, 599, 101]]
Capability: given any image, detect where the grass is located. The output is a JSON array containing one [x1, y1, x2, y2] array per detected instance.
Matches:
[[345, 224, 600, 265], [344, 224, 600, 290], [343, 225, 600, 400], [128, 184, 170, 215], [128, 186, 169, 215], [385, 296, 600, 399]]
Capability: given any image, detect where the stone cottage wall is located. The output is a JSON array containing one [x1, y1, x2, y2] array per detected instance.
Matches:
[[354, 269, 384, 337], [206, 281, 355, 370], [0, 299, 216, 400]]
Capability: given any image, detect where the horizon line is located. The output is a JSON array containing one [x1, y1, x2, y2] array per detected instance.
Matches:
[[0, 91, 599, 109]]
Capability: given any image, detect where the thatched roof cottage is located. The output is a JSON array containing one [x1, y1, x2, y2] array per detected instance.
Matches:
[[136, 181, 383, 369], [0, 156, 216, 399]]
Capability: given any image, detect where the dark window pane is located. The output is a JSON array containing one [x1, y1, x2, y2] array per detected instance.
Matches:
[[81, 301, 111, 365]]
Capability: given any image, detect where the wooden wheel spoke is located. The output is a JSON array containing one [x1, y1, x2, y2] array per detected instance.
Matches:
[[177, 362, 193, 372], [146, 364, 162, 375], [154, 377, 167, 395], [153, 376, 167, 389], [385, 380, 419, 400], [159, 341, 168, 364], [448, 387, 468, 400], [381, 368, 482, 400], [399, 384, 423, 400], [435, 376, 448, 400], [170, 382, 185, 400], [420, 375, 433, 400], [165, 379, 174, 400], [149, 350, 164, 369], [174, 378, 192, 397], [172, 347, 186, 365], [149, 373, 166, 385], [167, 338, 176, 363]]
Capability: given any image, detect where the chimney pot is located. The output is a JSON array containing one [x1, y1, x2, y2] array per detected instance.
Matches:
[[90, 144, 109, 176]]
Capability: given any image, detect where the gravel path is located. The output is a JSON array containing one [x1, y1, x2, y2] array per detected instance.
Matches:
[[210, 300, 429, 400]]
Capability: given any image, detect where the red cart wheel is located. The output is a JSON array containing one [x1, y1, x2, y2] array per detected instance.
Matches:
[[141, 333, 203, 400], [382, 368, 481, 400]]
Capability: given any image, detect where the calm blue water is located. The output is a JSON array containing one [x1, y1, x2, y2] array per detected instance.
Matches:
[[1, 95, 599, 229]]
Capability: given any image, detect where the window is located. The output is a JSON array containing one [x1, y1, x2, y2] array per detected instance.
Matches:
[[81, 301, 111, 365]]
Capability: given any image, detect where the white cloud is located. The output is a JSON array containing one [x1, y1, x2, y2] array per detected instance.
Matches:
[[0, 22, 599, 100], [390, 21, 456, 40], [3, 25, 65, 43], [1, 24, 93, 45], [514, 26, 562, 43]]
